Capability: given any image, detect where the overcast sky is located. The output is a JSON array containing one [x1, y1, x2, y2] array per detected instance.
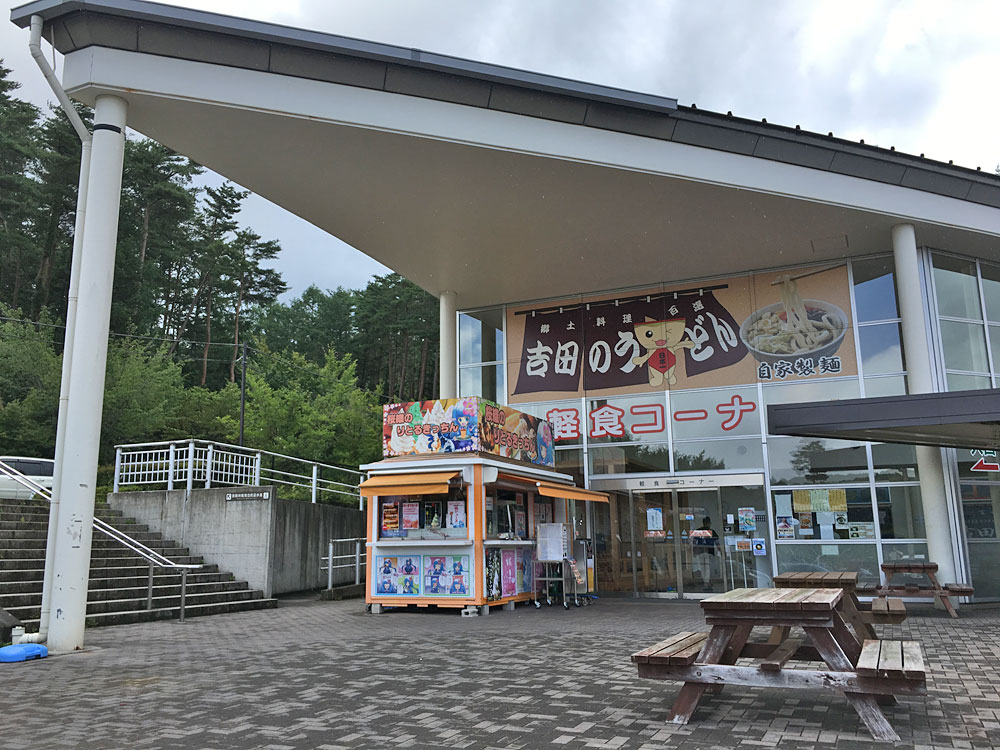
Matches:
[[3, 0, 999, 298]]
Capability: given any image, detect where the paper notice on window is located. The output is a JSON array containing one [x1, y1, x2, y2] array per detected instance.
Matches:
[[820, 524, 834, 540], [792, 490, 811, 513], [774, 492, 793, 518], [828, 489, 848, 512], [816, 511, 836, 526]]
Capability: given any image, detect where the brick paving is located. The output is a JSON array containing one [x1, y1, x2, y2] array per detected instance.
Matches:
[[1, 596, 999, 749]]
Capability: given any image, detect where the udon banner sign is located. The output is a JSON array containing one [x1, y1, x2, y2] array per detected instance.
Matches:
[[507, 264, 857, 403], [383, 397, 555, 467]]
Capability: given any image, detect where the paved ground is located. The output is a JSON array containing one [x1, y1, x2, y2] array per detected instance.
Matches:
[[1, 596, 999, 750]]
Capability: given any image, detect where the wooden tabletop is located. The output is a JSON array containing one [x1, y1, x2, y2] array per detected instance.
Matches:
[[701, 587, 843, 611], [774, 571, 858, 588]]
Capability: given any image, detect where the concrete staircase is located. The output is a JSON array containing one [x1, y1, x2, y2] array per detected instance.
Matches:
[[0, 496, 277, 630]]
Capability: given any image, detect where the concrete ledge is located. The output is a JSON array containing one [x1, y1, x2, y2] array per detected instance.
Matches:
[[320, 584, 364, 601]]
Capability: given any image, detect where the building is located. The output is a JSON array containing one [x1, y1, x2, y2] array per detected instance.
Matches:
[[9, 0, 1000, 646]]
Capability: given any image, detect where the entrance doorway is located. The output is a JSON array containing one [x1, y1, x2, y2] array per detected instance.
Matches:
[[633, 489, 725, 597], [591, 477, 772, 598]]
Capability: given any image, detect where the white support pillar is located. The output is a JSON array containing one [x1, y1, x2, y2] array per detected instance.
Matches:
[[892, 223, 958, 586], [47, 95, 128, 654], [439, 291, 458, 399]]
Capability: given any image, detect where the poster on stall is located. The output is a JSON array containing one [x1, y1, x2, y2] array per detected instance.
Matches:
[[375, 556, 398, 595], [518, 547, 533, 593], [427, 555, 470, 596], [515, 510, 527, 539], [447, 500, 467, 529], [381, 502, 400, 535], [501, 549, 517, 597], [485, 549, 502, 600], [738, 507, 757, 532], [401, 502, 420, 530]]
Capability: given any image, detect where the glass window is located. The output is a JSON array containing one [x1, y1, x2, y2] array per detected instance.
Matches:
[[673, 439, 764, 472], [587, 395, 668, 444], [989, 326, 1000, 373], [871, 443, 919, 482], [555, 448, 584, 485], [775, 542, 880, 587], [980, 261, 1000, 323], [670, 386, 761, 440], [763, 378, 860, 409], [940, 320, 989, 373], [858, 324, 904, 374], [958, 453, 1000, 482], [876, 485, 925, 538], [864, 375, 907, 398], [767, 436, 869, 485], [589, 443, 669, 475], [377, 491, 468, 540], [961, 483, 1000, 539], [946, 372, 991, 392], [459, 308, 504, 365], [852, 256, 899, 322], [517, 401, 582, 446], [772, 487, 873, 541], [933, 254, 982, 320], [485, 488, 528, 540], [459, 365, 506, 403]]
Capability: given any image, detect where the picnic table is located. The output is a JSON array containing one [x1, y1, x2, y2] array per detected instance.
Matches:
[[774, 571, 906, 637], [632, 587, 928, 743], [860, 562, 973, 619]]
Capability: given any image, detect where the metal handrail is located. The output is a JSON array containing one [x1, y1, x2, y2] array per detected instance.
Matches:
[[0, 459, 202, 622], [115, 439, 364, 476], [320, 536, 367, 589]]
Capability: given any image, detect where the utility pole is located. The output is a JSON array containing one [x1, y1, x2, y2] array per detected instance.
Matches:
[[239, 341, 247, 446]]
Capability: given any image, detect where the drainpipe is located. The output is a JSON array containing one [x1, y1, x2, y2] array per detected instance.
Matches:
[[17, 15, 93, 645]]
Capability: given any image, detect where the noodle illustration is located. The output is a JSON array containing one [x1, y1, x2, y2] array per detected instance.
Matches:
[[746, 278, 841, 355]]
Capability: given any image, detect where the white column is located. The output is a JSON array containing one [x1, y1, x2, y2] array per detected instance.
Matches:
[[892, 223, 958, 586], [439, 291, 458, 398], [47, 95, 128, 653]]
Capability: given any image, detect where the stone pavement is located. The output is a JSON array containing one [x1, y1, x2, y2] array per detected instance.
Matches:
[[1, 596, 999, 749]]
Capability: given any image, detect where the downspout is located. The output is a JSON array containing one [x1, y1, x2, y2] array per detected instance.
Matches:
[[17, 15, 93, 645]]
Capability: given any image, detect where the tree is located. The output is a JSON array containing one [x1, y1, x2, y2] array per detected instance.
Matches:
[[0, 60, 41, 312]]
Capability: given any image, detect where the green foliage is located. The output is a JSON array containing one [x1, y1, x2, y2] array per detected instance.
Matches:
[[0, 63, 439, 479]]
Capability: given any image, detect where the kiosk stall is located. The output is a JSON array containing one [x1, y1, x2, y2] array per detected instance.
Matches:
[[362, 397, 608, 614]]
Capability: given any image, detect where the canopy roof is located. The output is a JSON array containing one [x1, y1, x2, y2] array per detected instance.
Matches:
[[766, 389, 1000, 450], [10, 0, 1000, 308]]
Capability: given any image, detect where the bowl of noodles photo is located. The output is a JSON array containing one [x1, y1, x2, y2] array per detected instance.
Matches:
[[739, 281, 847, 365]]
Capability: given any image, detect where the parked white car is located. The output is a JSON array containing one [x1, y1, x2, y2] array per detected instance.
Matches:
[[0, 456, 54, 499]]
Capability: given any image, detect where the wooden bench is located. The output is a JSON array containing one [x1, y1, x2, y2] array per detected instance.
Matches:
[[857, 639, 928, 682], [867, 596, 907, 624], [631, 632, 709, 666]]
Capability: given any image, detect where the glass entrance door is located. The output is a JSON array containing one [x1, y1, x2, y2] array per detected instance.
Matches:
[[633, 488, 726, 597]]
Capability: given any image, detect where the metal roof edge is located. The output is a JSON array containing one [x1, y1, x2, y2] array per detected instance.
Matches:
[[9, 0, 679, 112]]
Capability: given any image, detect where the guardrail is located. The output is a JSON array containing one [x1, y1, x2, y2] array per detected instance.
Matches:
[[113, 439, 363, 506], [321, 537, 366, 589], [0, 459, 202, 622]]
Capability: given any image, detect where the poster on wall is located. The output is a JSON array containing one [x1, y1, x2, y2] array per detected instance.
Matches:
[[737, 507, 757, 532], [646, 507, 665, 538], [776, 516, 795, 540], [501, 549, 517, 597], [507, 264, 856, 403]]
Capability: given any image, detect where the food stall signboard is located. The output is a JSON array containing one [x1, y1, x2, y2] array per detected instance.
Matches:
[[383, 396, 555, 467]]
